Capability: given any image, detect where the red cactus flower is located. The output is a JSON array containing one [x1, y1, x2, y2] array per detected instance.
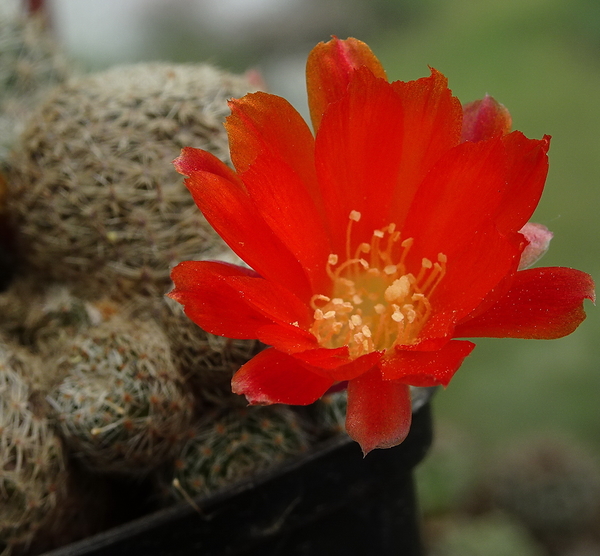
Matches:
[[169, 37, 594, 454]]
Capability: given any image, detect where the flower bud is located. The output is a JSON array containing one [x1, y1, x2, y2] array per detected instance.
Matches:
[[461, 94, 512, 142], [518, 222, 553, 270]]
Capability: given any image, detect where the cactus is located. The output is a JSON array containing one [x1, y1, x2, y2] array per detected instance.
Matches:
[[172, 405, 309, 499], [156, 296, 260, 409], [0, 5, 72, 160], [486, 436, 600, 539], [6, 62, 257, 299], [48, 314, 195, 474], [310, 391, 348, 437], [0, 336, 65, 554]]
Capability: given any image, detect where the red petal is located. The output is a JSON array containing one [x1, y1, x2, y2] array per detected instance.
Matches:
[[232, 348, 334, 405], [455, 267, 595, 339], [174, 147, 240, 182], [294, 349, 384, 381], [346, 369, 412, 455], [306, 37, 387, 132], [169, 261, 270, 338], [427, 224, 523, 325], [460, 95, 512, 142], [495, 132, 550, 234], [226, 93, 332, 293], [400, 138, 526, 321], [314, 67, 405, 255], [226, 275, 311, 329], [388, 69, 463, 229], [256, 323, 319, 354], [401, 137, 507, 259], [379, 340, 475, 386], [180, 161, 312, 300]]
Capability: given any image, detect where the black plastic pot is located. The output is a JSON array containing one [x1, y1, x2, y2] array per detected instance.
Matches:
[[41, 400, 433, 556]]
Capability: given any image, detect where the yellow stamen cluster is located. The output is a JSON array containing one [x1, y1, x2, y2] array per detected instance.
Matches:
[[310, 211, 447, 359]]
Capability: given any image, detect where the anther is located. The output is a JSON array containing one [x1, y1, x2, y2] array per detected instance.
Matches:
[[383, 265, 397, 275], [350, 315, 363, 327], [384, 276, 411, 303], [391, 310, 404, 323], [328, 254, 339, 265], [349, 210, 361, 222]]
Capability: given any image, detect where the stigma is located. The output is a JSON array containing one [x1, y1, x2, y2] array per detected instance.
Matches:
[[310, 211, 447, 359]]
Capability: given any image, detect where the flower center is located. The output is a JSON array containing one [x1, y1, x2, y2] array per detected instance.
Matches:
[[310, 210, 447, 359]]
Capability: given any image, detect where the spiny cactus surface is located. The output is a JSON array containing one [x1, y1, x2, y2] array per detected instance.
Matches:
[[49, 315, 194, 474], [173, 405, 309, 499], [0, 337, 64, 554], [7, 62, 257, 299]]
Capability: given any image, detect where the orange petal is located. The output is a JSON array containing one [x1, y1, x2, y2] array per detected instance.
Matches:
[[379, 340, 475, 386], [178, 152, 312, 300], [169, 261, 270, 339], [226, 92, 332, 293], [494, 132, 550, 234], [232, 348, 334, 405], [294, 349, 384, 381], [387, 69, 463, 229], [314, 67, 405, 255], [174, 147, 240, 183], [454, 267, 595, 339], [401, 137, 507, 259], [428, 224, 523, 325], [256, 323, 320, 354], [346, 368, 412, 455], [306, 37, 387, 132]]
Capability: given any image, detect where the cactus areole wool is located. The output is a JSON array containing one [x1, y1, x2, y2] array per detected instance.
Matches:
[[169, 37, 595, 454]]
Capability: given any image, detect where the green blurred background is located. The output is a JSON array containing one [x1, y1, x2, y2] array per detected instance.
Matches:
[[43, 0, 599, 551]]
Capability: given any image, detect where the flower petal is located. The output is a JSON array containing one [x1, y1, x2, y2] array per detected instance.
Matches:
[[256, 323, 319, 354], [315, 67, 405, 254], [401, 137, 508, 259], [427, 224, 524, 325], [226, 275, 312, 329], [175, 148, 312, 299], [174, 146, 239, 182], [460, 95, 512, 142], [379, 340, 475, 386], [226, 93, 332, 293], [169, 261, 270, 338], [400, 137, 526, 321], [294, 348, 384, 381], [388, 69, 463, 228], [346, 369, 412, 455], [454, 267, 595, 339], [495, 132, 551, 234], [232, 348, 334, 405], [306, 36, 387, 132]]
